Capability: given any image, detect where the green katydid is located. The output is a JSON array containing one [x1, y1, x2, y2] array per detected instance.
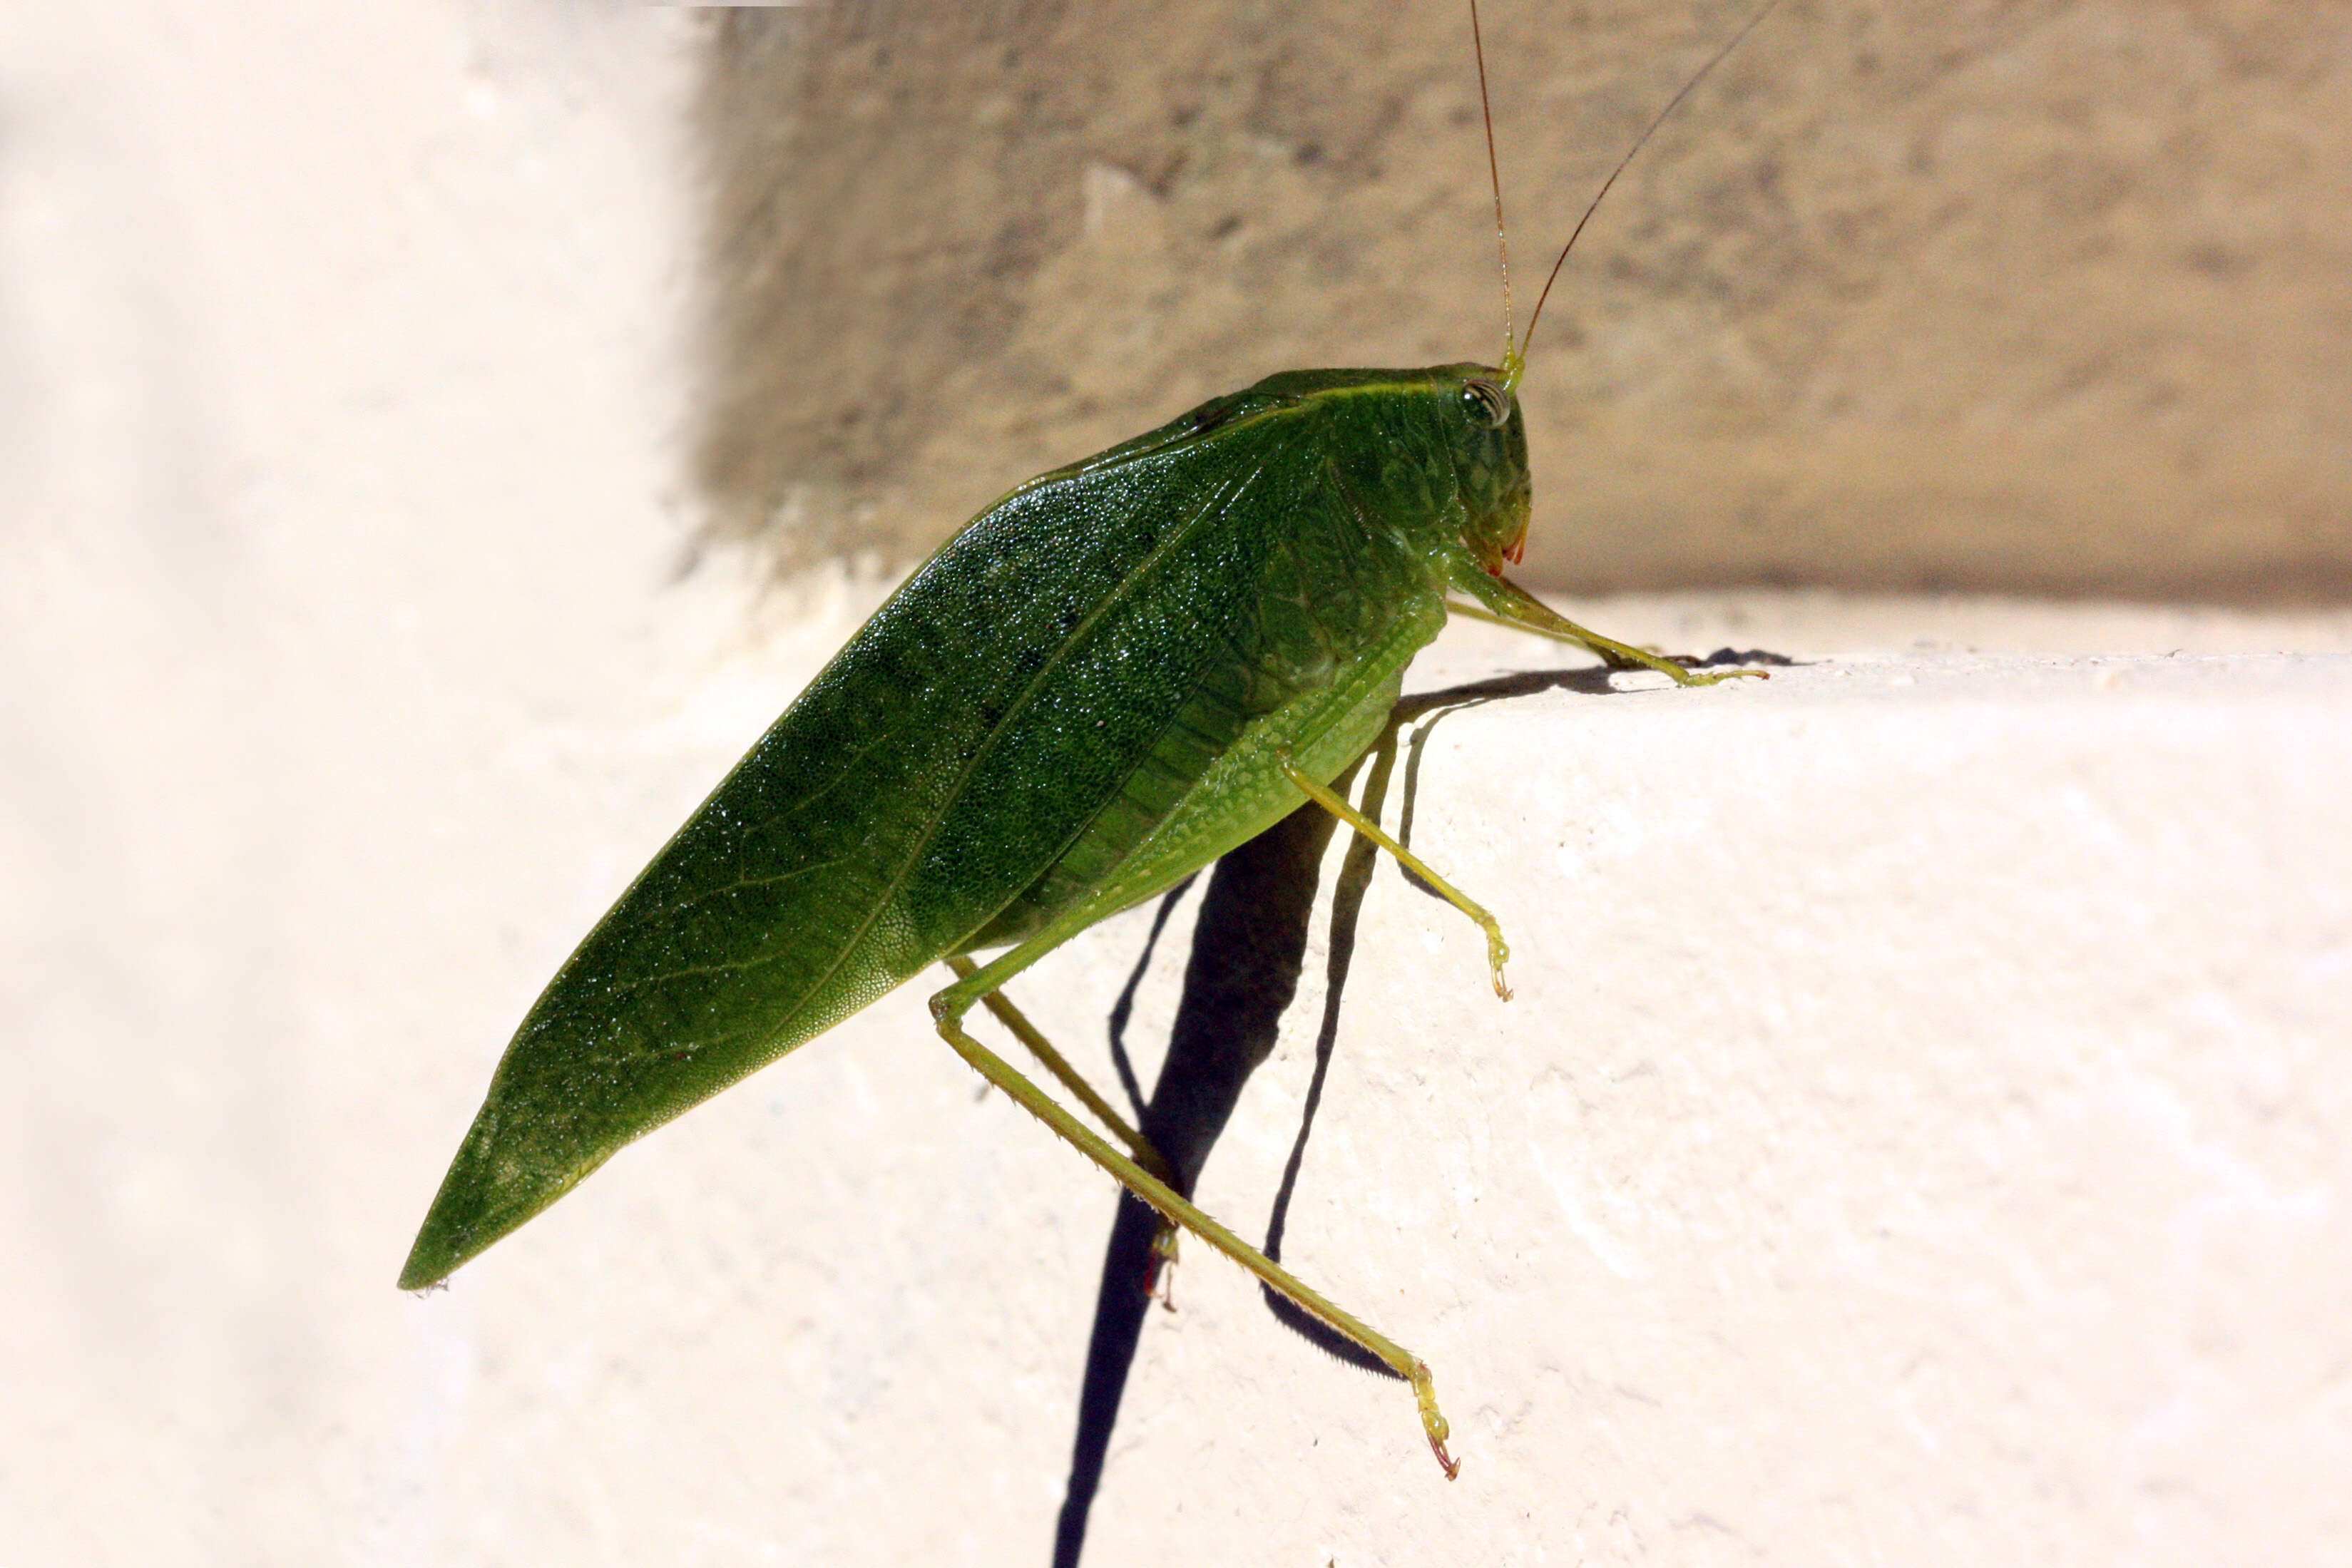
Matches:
[[402, 0, 1779, 1479]]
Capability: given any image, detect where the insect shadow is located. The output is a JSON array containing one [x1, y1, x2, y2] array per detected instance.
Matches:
[[1048, 647, 1788, 1565]]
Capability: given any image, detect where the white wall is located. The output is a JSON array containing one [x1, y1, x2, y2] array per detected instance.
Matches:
[[3, 6, 2348, 1564]]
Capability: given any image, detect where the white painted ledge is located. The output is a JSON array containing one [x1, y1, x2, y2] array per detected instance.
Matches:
[[617, 635, 2341, 1567], [14, 549, 2352, 1567], [382, 632, 2352, 1564]]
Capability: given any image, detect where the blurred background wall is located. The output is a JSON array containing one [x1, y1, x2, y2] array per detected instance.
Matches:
[[692, 0, 2351, 601]]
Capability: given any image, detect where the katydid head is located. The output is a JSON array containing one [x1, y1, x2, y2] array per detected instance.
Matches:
[[1441, 364, 1532, 573], [1232, 363, 1529, 572]]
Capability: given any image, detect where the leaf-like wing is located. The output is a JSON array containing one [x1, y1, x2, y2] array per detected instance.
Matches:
[[402, 404, 1329, 1285]]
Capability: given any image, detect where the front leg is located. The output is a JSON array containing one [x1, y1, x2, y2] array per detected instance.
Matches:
[[1449, 569, 1769, 688]]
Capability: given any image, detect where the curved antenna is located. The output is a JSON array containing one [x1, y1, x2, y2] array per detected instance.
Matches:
[[1514, 0, 1786, 384], [1468, 0, 1517, 381]]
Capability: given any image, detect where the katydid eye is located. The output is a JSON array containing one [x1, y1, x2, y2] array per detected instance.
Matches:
[[1463, 379, 1509, 429]]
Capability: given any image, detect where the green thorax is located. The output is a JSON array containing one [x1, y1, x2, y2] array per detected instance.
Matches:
[[1048, 362, 1532, 578], [964, 362, 1532, 947]]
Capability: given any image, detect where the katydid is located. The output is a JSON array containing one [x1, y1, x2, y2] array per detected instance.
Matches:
[[402, 0, 1776, 1480]]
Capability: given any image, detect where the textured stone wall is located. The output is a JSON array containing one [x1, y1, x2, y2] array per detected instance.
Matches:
[[692, 0, 2352, 601]]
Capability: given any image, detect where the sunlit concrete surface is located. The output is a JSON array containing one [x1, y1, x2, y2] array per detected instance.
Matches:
[[3, 5, 2348, 1565]]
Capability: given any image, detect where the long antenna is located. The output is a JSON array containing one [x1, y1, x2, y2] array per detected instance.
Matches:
[[1468, 0, 1516, 379], [1514, 0, 1786, 383]]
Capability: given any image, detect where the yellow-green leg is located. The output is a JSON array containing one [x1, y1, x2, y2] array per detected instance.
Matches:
[[946, 955, 1185, 1297], [1277, 754, 1513, 1001], [944, 955, 1177, 1189], [930, 938, 1459, 1479], [1449, 570, 1769, 688]]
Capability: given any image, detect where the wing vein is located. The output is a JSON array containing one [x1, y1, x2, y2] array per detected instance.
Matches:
[[750, 433, 1289, 1036]]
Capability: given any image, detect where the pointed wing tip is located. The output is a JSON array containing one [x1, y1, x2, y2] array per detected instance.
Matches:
[[398, 1196, 489, 1293], [397, 1113, 619, 1296], [397, 1232, 460, 1293]]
